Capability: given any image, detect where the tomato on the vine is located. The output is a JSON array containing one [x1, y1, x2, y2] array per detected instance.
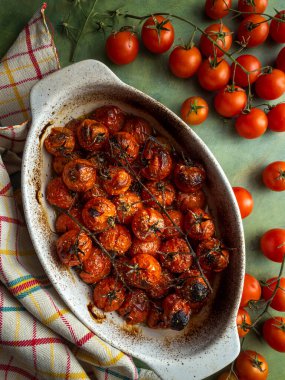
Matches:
[[169, 45, 202, 78], [262, 277, 285, 312], [198, 57, 230, 91], [214, 86, 247, 118], [267, 103, 285, 132], [106, 30, 139, 65], [260, 228, 285, 263], [204, 0, 232, 20], [270, 11, 285, 43], [232, 186, 253, 218], [235, 350, 269, 380], [255, 69, 285, 100], [276, 47, 285, 72], [235, 108, 268, 139], [263, 317, 285, 352], [199, 23, 232, 57], [141, 15, 174, 54], [180, 96, 209, 125], [240, 273, 261, 308], [238, 0, 268, 15], [231, 54, 261, 87], [237, 15, 269, 47], [262, 161, 285, 191], [236, 308, 251, 337]]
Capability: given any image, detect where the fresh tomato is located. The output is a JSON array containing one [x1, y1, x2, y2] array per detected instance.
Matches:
[[205, 0, 232, 20], [180, 96, 209, 125], [267, 103, 285, 132], [198, 57, 230, 91], [270, 11, 285, 43], [276, 46, 285, 72], [235, 108, 268, 139], [141, 15, 174, 54], [236, 308, 251, 337], [255, 69, 285, 100], [199, 23, 232, 57], [263, 317, 285, 352], [262, 161, 285, 191], [237, 15, 269, 47], [106, 30, 139, 65], [262, 277, 285, 312], [240, 273, 261, 308], [214, 86, 247, 118], [260, 228, 285, 262], [231, 54, 261, 87], [169, 45, 202, 78], [238, 0, 268, 15], [235, 350, 269, 380], [232, 186, 253, 218]]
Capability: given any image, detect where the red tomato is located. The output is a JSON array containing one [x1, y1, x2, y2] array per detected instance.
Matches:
[[169, 45, 202, 78], [235, 350, 269, 380], [235, 108, 268, 139], [260, 228, 285, 262], [232, 186, 254, 218], [255, 69, 285, 100], [267, 103, 285, 132], [214, 86, 247, 118], [231, 54, 261, 87], [237, 15, 269, 47], [240, 273, 261, 308], [106, 30, 139, 65], [205, 0, 232, 20], [238, 0, 268, 14], [236, 308, 251, 337], [180, 96, 209, 125], [270, 11, 285, 43], [262, 277, 285, 312], [198, 57, 230, 91], [199, 23, 232, 57], [262, 161, 285, 191], [276, 46, 285, 72], [141, 15, 174, 54], [263, 317, 285, 352]]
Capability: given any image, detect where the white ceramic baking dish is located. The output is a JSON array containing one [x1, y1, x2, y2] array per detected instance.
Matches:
[[22, 60, 245, 380]]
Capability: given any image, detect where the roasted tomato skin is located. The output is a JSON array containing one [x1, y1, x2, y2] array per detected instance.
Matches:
[[162, 294, 191, 331], [56, 229, 92, 267], [174, 163, 206, 193], [44, 127, 75, 156], [79, 247, 112, 284], [122, 116, 153, 144], [147, 302, 165, 328], [132, 208, 165, 241], [141, 181, 175, 209], [118, 289, 149, 325], [62, 159, 96, 192], [184, 208, 215, 241], [82, 197, 116, 232], [129, 237, 161, 258], [176, 190, 206, 212], [147, 270, 174, 299], [113, 191, 143, 224], [52, 152, 81, 175], [101, 166, 132, 196], [91, 105, 126, 134], [110, 132, 139, 164], [76, 119, 109, 151], [126, 254, 162, 290], [46, 177, 75, 209], [158, 237, 192, 274], [197, 238, 229, 272], [162, 210, 183, 239], [55, 206, 82, 233], [98, 225, 132, 255], [178, 270, 210, 307], [81, 182, 107, 202], [93, 277, 126, 312]]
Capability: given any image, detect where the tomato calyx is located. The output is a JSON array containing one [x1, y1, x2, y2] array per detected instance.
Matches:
[[272, 318, 285, 332], [238, 314, 252, 332], [208, 21, 233, 46], [186, 99, 206, 117], [276, 169, 285, 182], [107, 216, 116, 227], [145, 15, 172, 45], [261, 66, 273, 75]]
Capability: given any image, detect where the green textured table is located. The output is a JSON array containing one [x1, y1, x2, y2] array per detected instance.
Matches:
[[1, 1, 284, 379]]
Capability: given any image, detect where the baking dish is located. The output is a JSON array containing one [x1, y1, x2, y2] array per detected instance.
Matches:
[[22, 59, 245, 380]]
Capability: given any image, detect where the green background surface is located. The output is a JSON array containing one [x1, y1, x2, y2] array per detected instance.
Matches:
[[1, 0, 285, 379]]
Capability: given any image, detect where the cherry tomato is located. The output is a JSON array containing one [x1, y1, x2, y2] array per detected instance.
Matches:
[[52, 152, 81, 176], [174, 162, 206, 193], [113, 191, 143, 224], [46, 177, 75, 209], [262, 277, 285, 312], [91, 105, 126, 134], [110, 131, 139, 164], [262, 161, 285, 191], [62, 158, 97, 192], [235, 350, 268, 380], [55, 206, 82, 233], [77, 119, 109, 151], [126, 254, 162, 289], [263, 317, 285, 352], [276, 46, 285, 72], [162, 293, 191, 331], [44, 127, 75, 156], [141, 181, 175, 209], [141, 15, 174, 54], [235, 108, 268, 139], [147, 302, 165, 328], [98, 225, 132, 255], [236, 308, 251, 337], [270, 11, 285, 43], [214, 86, 247, 118], [197, 238, 229, 272], [122, 116, 152, 144], [162, 209, 183, 239], [198, 57, 230, 91], [178, 269, 210, 308], [158, 237, 192, 274], [267, 103, 285, 132], [237, 15, 269, 47], [106, 30, 139, 65], [232, 186, 253, 219], [132, 208, 164, 241], [260, 228, 285, 262], [118, 290, 149, 325], [101, 166, 132, 195], [205, 0, 232, 20], [93, 277, 126, 312], [141, 139, 173, 180], [231, 54, 261, 87], [147, 270, 174, 299], [238, 0, 268, 15], [82, 197, 117, 233], [180, 96, 209, 126], [255, 69, 285, 100], [169, 45, 202, 78], [81, 182, 107, 202], [240, 273, 261, 307], [184, 208, 215, 241], [79, 247, 112, 284], [177, 190, 206, 212], [199, 23, 232, 57], [129, 237, 161, 258]]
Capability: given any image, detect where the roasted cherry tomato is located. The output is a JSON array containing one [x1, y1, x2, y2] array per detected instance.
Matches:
[[260, 228, 285, 263], [158, 237, 192, 273], [62, 158, 96, 192], [79, 247, 112, 284], [235, 350, 268, 380], [113, 191, 143, 224], [236, 308, 252, 337], [141, 181, 175, 208], [238, 0, 268, 15], [98, 224, 132, 255], [56, 229, 92, 267], [180, 96, 209, 126], [129, 237, 161, 258], [262, 161, 285, 191], [118, 289, 149, 324], [82, 197, 116, 232], [184, 208, 215, 241], [44, 127, 75, 156], [232, 186, 253, 219], [132, 208, 164, 241], [169, 45, 202, 78], [270, 11, 285, 43], [91, 105, 126, 134], [231, 54, 261, 87], [162, 209, 183, 239], [178, 270, 210, 309], [162, 293, 191, 331], [205, 0, 232, 20], [240, 273, 261, 308], [147, 302, 165, 329], [276, 46, 285, 72], [174, 162, 206, 193], [52, 152, 81, 175], [255, 69, 285, 100], [126, 254, 162, 290], [106, 30, 139, 65], [267, 103, 285, 132], [55, 206, 82, 233], [93, 277, 126, 312], [110, 131, 139, 164], [214, 86, 247, 118], [46, 177, 75, 209], [100, 166, 132, 195], [141, 15, 174, 54], [198, 57, 230, 91], [199, 23, 232, 57], [141, 139, 173, 180], [235, 108, 268, 139], [237, 15, 269, 47], [263, 317, 285, 352], [262, 277, 285, 312], [197, 238, 229, 272], [147, 270, 174, 299], [76, 119, 109, 151], [122, 116, 152, 144], [81, 182, 107, 202], [176, 190, 206, 212]]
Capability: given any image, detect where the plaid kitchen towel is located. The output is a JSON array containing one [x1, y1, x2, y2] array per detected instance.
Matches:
[[0, 4, 158, 380]]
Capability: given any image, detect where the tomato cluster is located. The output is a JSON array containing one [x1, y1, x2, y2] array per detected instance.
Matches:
[[44, 104, 232, 330]]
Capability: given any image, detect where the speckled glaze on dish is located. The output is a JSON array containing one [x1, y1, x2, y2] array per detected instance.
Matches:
[[22, 60, 245, 380]]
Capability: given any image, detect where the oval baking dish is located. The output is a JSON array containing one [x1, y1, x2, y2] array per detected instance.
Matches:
[[22, 60, 245, 380]]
